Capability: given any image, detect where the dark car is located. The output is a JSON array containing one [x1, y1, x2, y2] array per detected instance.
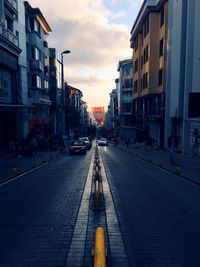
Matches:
[[69, 140, 87, 155], [79, 137, 92, 150]]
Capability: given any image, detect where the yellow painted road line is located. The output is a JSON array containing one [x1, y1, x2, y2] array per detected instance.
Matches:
[[94, 227, 106, 267]]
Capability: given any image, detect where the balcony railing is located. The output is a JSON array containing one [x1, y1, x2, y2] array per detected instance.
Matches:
[[30, 60, 44, 72], [0, 25, 19, 47]]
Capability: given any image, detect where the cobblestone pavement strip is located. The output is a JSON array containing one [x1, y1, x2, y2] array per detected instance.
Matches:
[[100, 154, 129, 267], [0, 149, 93, 267], [66, 153, 94, 267], [100, 145, 200, 267]]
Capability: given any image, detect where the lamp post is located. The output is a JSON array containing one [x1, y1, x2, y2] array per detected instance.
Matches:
[[61, 50, 71, 136]]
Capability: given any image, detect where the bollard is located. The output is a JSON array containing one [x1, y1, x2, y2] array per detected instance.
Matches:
[[94, 180, 100, 211], [159, 161, 164, 167], [12, 168, 18, 176], [175, 166, 181, 175], [93, 227, 106, 267]]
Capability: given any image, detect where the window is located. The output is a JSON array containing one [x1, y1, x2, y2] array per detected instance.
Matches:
[[44, 80, 49, 90], [188, 93, 200, 118], [143, 45, 149, 64], [142, 73, 148, 89], [160, 6, 164, 27], [30, 18, 41, 35], [134, 59, 138, 73], [31, 47, 41, 60], [141, 55, 143, 68], [5, 16, 13, 32], [146, 16, 149, 35], [158, 68, 163, 86], [32, 75, 42, 88], [56, 61, 62, 89], [134, 35, 138, 51], [134, 80, 138, 93], [143, 16, 149, 39], [0, 67, 12, 103], [159, 38, 164, 57]]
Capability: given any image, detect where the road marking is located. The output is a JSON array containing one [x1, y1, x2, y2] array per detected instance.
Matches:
[[0, 162, 49, 188]]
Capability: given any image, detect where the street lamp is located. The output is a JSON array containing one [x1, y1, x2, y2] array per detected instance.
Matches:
[[61, 50, 71, 136]]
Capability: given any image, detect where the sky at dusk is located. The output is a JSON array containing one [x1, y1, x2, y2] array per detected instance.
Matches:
[[29, 0, 143, 110]]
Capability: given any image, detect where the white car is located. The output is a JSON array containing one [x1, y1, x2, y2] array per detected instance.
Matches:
[[98, 138, 108, 146]]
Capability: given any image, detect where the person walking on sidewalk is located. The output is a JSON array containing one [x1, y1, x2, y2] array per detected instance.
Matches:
[[31, 136, 38, 155], [168, 134, 178, 165], [125, 137, 130, 147], [192, 130, 199, 158]]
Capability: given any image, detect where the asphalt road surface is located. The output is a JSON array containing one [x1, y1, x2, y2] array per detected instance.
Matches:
[[100, 144, 200, 267]]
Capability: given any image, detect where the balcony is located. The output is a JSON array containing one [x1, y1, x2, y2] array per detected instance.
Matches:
[[0, 25, 19, 47], [30, 60, 44, 72], [5, 0, 18, 14]]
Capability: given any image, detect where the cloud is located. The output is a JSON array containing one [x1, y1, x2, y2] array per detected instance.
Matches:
[[28, 0, 133, 108], [111, 10, 126, 20], [68, 73, 106, 85]]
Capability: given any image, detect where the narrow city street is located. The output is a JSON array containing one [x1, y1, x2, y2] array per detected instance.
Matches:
[[0, 144, 200, 266]]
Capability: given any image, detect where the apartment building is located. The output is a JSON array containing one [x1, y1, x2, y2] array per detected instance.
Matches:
[[25, 1, 52, 138], [0, 0, 22, 148], [165, 0, 200, 154], [130, 0, 168, 146], [64, 84, 83, 137], [105, 89, 118, 131], [49, 48, 64, 136], [117, 58, 133, 137]]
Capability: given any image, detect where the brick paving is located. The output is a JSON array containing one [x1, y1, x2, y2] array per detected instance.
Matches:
[[66, 155, 93, 267], [101, 155, 129, 267]]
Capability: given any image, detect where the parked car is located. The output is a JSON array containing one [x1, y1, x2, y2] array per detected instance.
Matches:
[[69, 140, 87, 155], [98, 138, 108, 146], [79, 137, 92, 150]]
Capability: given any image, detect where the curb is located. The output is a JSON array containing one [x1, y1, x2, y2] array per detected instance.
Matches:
[[118, 146, 200, 186], [0, 152, 61, 186]]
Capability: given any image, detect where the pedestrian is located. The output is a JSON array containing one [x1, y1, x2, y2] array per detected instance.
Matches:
[[168, 134, 178, 164], [58, 135, 65, 153], [31, 136, 38, 155], [125, 137, 130, 147], [192, 130, 199, 157]]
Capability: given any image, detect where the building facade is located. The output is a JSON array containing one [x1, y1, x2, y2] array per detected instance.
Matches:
[[49, 48, 64, 136], [25, 1, 52, 139], [65, 84, 83, 138], [130, 0, 168, 146], [117, 58, 133, 138], [165, 0, 200, 154], [0, 0, 22, 148]]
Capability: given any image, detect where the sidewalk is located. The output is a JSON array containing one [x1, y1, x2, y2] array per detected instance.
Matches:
[[0, 149, 64, 184], [117, 142, 200, 185]]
